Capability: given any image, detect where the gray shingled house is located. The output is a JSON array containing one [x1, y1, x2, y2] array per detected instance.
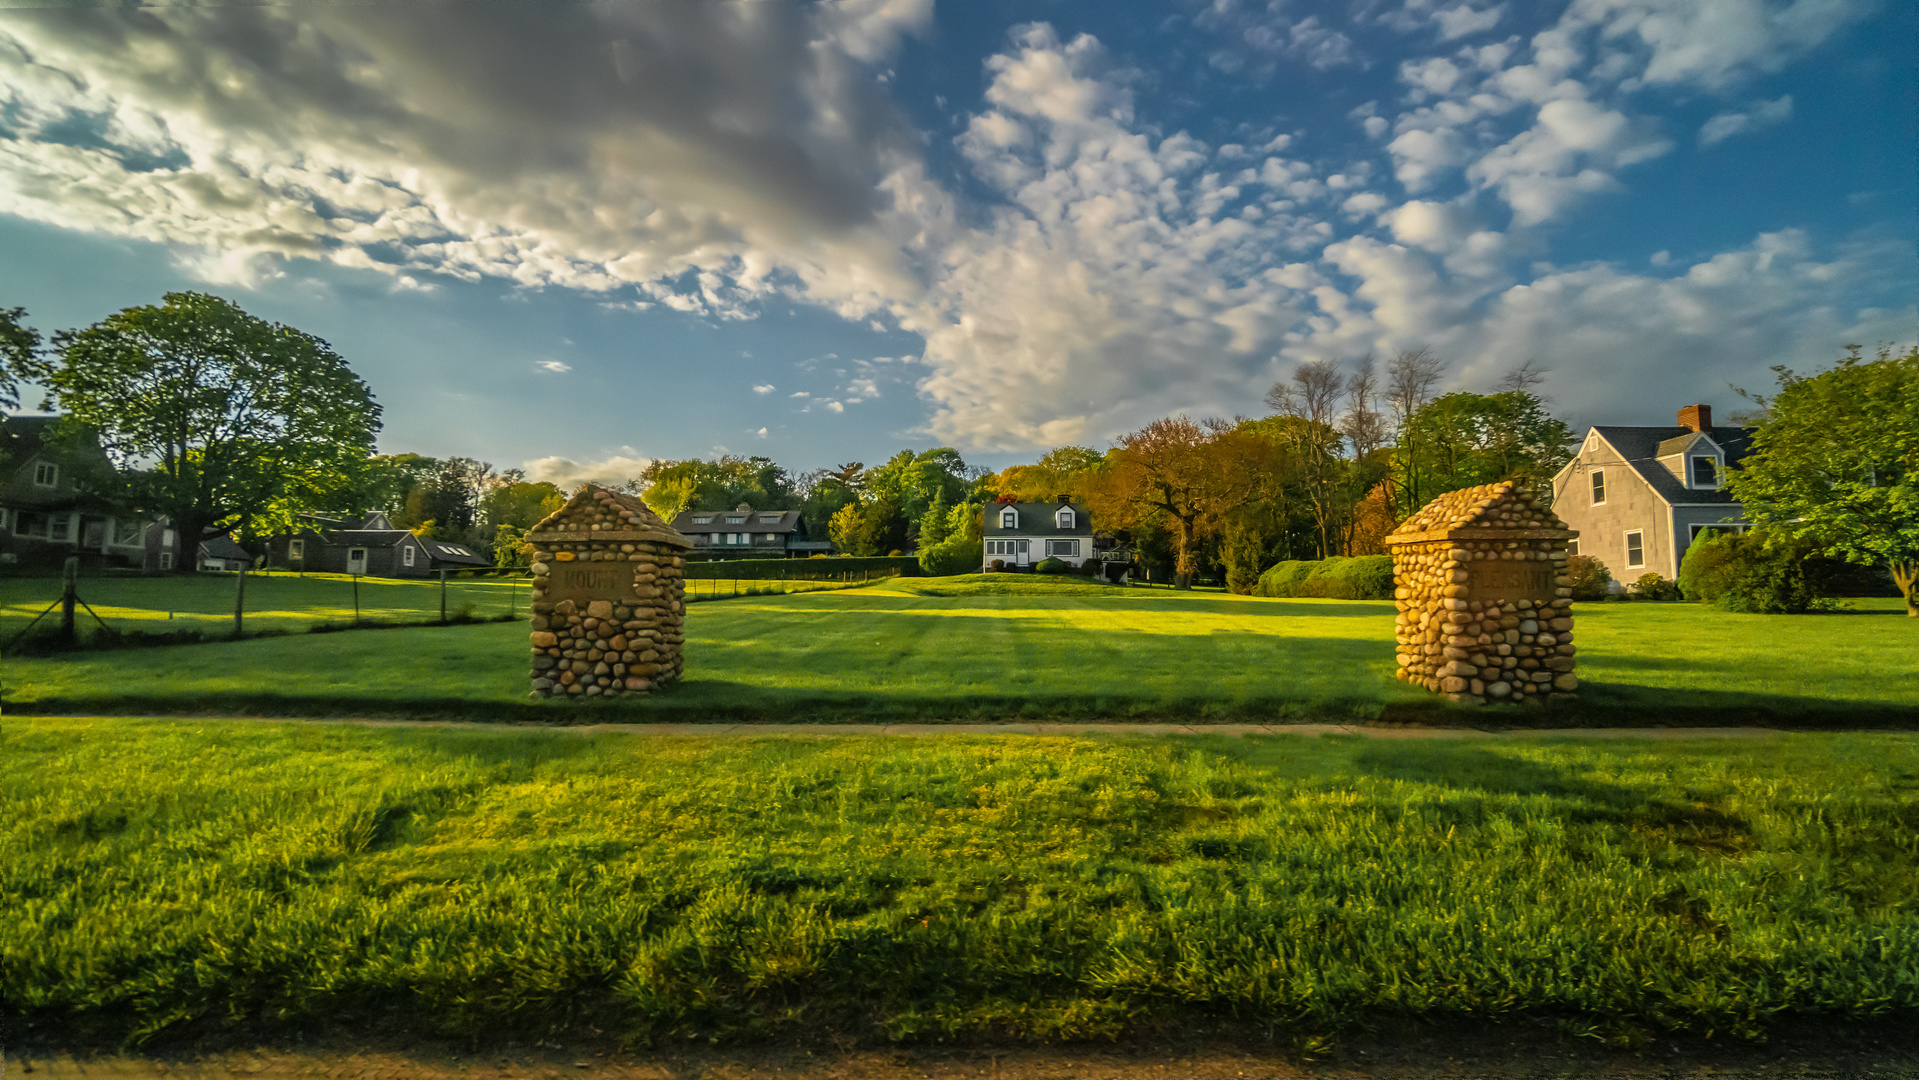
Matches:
[[0, 415, 149, 569], [669, 503, 831, 556], [1549, 404, 1753, 585], [983, 496, 1094, 570], [267, 512, 491, 577]]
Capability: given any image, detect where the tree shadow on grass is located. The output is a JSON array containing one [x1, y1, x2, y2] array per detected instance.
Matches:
[[1347, 741, 1752, 853]]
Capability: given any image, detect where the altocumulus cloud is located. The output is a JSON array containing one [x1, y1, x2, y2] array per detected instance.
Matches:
[[0, 0, 1908, 450]]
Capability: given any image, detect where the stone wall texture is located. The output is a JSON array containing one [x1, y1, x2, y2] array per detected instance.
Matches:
[[1383, 481, 1579, 706], [524, 487, 691, 699]]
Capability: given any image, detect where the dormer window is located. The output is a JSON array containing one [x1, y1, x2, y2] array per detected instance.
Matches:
[[1055, 508, 1075, 529], [759, 515, 781, 524], [1000, 508, 1018, 529], [725, 515, 745, 524], [691, 516, 711, 524], [1691, 456, 1718, 488]]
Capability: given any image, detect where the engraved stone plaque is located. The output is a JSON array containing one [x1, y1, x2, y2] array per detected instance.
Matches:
[[1468, 561, 1557, 603], [546, 562, 641, 608]]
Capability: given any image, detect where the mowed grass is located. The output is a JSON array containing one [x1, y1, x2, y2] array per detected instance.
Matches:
[[4, 718, 1916, 1050], [2, 575, 1914, 725], [1, 571, 531, 637], [0, 570, 851, 641]]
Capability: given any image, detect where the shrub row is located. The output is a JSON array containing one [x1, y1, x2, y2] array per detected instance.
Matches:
[[683, 556, 921, 580], [1252, 555, 1394, 600]]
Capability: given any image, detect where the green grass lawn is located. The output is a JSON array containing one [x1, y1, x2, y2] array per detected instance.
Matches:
[[0, 570, 851, 641], [5, 718, 1915, 1050], [2, 575, 1913, 725]]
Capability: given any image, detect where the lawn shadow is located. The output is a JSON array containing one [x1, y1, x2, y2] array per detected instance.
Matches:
[[1347, 741, 1752, 852]]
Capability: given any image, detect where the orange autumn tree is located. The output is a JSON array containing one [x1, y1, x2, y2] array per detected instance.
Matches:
[[1082, 417, 1280, 589]]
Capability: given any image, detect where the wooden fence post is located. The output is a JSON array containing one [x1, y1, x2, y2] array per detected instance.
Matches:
[[232, 563, 247, 635]]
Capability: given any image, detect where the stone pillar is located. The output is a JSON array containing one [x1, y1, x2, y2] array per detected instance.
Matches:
[[1383, 480, 1579, 706], [524, 486, 692, 699]]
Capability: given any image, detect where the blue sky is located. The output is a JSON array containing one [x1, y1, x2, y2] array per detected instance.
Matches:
[[1, 0, 1912, 486]]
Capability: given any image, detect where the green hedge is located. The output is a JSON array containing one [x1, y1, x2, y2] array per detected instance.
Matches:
[[684, 556, 921, 581], [918, 536, 981, 577], [1254, 555, 1395, 600]]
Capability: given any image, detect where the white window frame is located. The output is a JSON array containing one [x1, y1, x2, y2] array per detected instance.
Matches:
[[162, 529, 176, 548], [692, 516, 711, 524], [1690, 455, 1719, 489], [1055, 508, 1075, 529], [1590, 469, 1606, 506], [1047, 539, 1080, 558], [999, 508, 1018, 528], [347, 547, 369, 575], [33, 461, 58, 487], [159, 551, 173, 570], [403, 544, 416, 567], [1623, 530, 1645, 569], [725, 516, 745, 524], [13, 511, 46, 538], [289, 538, 305, 560], [111, 518, 144, 546], [50, 515, 72, 542]]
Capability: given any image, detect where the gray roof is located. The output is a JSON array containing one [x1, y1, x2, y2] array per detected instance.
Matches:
[[985, 500, 1092, 537], [420, 536, 490, 565], [1592, 425, 1755, 505], [672, 507, 804, 534]]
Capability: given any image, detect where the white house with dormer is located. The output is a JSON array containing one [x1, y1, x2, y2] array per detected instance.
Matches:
[[982, 496, 1094, 570]]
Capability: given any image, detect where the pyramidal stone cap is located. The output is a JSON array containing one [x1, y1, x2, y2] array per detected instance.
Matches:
[[527, 487, 692, 548], [1382, 479, 1578, 545]]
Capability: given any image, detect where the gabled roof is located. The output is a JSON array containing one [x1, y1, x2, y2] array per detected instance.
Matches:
[[528, 485, 691, 549], [199, 534, 252, 561], [419, 536, 490, 565], [984, 500, 1092, 537], [671, 507, 805, 534], [1384, 480, 1575, 545], [1590, 425, 1753, 506]]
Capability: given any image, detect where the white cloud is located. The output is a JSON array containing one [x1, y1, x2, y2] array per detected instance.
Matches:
[[522, 449, 652, 489], [824, 400, 845, 413], [753, 383, 776, 394], [538, 360, 573, 373], [1569, 0, 1874, 91], [1699, 94, 1793, 144], [0, 3, 932, 310], [756, 427, 769, 437], [1196, 1, 1362, 77]]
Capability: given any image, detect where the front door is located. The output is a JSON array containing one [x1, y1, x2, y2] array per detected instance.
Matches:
[[1017, 539, 1031, 566], [347, 547, 368, 576]]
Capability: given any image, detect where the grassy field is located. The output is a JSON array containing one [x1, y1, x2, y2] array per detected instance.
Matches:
[[4, 718, 1915, 1050], [2, 576, 1914, 725], [0, 569, 858, 641]]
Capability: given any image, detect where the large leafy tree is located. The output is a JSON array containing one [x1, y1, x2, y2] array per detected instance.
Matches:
[[1726, 344, 1919, 616], [1082, 417, 1281, 589], [1395, 390, 1575, 504], [25, 292, 381, 563], [1, 306, 38, 411]]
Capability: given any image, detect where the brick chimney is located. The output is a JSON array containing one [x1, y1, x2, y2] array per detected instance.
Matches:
[[1057, 494, 1072, 504], [1678, 404, 1712, 433]]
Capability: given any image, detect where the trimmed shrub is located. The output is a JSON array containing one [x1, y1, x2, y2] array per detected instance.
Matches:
[[917, 536, 980, 578], [1565, 555, 1612, 601], [989, 559, 1005, 572], [1678, 531, 1815, 613], [1254, 555, 1394, 599], [1034, 557, 1069, 575], [1630, 573, 1682, 601]]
